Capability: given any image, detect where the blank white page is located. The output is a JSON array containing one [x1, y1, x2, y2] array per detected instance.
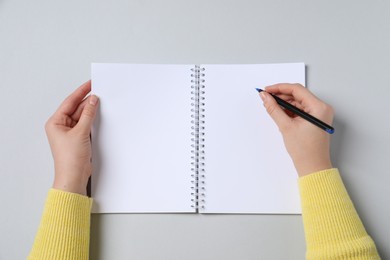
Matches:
[[201, 63, 305, 214], [91, 63, 194, 213]]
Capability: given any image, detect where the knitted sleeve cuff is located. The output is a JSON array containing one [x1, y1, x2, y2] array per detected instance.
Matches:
[[28, 189, 92, 260], [298, 168, 380, 259]]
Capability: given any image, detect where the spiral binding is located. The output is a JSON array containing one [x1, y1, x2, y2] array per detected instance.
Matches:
[[190, 65, 206, 211]]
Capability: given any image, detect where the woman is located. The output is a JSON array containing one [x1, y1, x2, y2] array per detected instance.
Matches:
[[28, 81, 380, 259]]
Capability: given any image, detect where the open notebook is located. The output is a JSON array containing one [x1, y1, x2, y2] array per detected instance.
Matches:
[[91, 63, 305, 214]]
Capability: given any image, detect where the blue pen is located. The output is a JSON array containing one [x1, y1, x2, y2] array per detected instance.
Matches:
[[256, 88, 334, 134]]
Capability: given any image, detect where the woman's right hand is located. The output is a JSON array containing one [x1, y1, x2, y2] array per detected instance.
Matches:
[[259, 83, 334, 177]]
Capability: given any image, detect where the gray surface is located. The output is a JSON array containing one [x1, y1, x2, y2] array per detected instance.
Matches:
[[0, 0, 389, 259]]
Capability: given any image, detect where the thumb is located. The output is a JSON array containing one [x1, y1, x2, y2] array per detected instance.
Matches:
[[260, 91, 291, 131], [75, 95, 99, 135]]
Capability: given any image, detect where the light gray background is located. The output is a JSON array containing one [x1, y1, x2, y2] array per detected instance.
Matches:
[[0, 0, 389, 259]]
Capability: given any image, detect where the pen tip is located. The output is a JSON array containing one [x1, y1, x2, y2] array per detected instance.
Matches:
[[255, 88, 263, 92]]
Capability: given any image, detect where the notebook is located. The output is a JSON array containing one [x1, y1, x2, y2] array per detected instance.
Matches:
[[91, 63, 305, 214]]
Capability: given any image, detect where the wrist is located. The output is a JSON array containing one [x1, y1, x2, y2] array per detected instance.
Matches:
[[52, 161, 91, 195], [293, 157, 333, 177], [52, 169, 90, 196], [52, 177, 88, 196]]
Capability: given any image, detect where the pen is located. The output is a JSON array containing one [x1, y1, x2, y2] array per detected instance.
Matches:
[[256, 88, 335, 134]]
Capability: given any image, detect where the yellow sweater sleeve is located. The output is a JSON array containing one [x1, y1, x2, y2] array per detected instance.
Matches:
[[299, 168, 380, 259], [28, 189, 92, 260]]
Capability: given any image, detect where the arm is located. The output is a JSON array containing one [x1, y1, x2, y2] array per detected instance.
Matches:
[[299, 168, 379, 259], [260, 84, 380, 259], [29, 81, 99, 259], [28, 189, 92, 259]]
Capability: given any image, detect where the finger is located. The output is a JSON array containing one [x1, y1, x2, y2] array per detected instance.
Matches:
[[70, 98, 88, 122], [288, 100, 305, 111], [266, 83, 328, 113], [56, 80, 91, 116], [273, 94, 294, 102], [259, 91, 292, 131], [268, 92, 306, 112], [265, 83, 318, 104], [74, 95, 99, 135], [266, 85, 334, 128]]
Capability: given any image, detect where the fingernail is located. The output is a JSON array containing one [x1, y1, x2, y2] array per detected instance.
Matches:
[[89, 95, 98, 106], [260, 92, 267, 102]]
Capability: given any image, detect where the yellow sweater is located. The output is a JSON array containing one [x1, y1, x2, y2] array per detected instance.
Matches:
[[28, 190, 92, 260], [299, 169, 379, 259], [28, 168, 380, 259]]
